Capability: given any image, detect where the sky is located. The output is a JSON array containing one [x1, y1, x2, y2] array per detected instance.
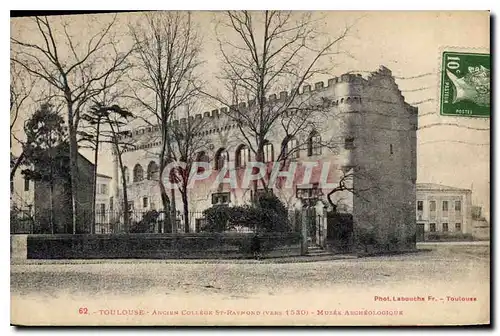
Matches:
[[10, 11, 491, 219]]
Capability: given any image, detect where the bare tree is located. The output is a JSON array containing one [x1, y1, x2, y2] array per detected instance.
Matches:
[[169, 103, 211, 232], [10, 62, 37, 180], [209, 11, 350, 193], [127, 11, 203, 227], [11, 14, 133, 233]]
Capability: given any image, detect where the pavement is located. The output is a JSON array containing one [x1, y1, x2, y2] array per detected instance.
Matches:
[[10, 241, 490, 326], [11, 241, 488, 265]]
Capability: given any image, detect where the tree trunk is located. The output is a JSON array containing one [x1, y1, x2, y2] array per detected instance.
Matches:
[[181, 188, 189, 233], [50, 179, 54, 234], [67, 104, 79, 234], [10, 151, 25, 181], [91, 119, 101, 235], [121, 167, 130, 233], [115, 146, 129, 233], [159, 151, 171, 233]]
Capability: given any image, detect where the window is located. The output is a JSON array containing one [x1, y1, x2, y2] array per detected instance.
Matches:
[[109, 197, 114, 212], [215, 148, 229, 170], [417, 201, 423, 211], [442, 201, 448, 212], [147, 161, 159, 180], [123, 166, 130, 184], [455, 201, 461, 211], [212, 192, 230, 205], [429, 223, 436, 232], [24, 176, 30, 191], [296, 183, 322, 200], [127, 201, 134, 211], [390, 144, 394, 155], [236, 145, 250, 168], [133, 164, 144, 182], [282, 136, 299, 159], [442, 223, 448, 232], [429, 201, 436, 211], [344, 137, 355, 150], [455, 223, 462, 231], [143, 197, 148, 209], [307, 130, 322, 156], [263, 141, 274, 162]]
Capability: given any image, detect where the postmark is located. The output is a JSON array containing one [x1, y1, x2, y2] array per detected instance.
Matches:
[[440, 51, 490, 117]]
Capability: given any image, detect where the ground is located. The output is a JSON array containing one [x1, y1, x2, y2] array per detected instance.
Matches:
[[11, 242, 490, 326]]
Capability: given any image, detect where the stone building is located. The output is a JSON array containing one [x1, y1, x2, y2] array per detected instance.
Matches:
[[33, 149, 95, 234], [95, 173, 113, 234], [112, 66, 418, 251], [415, 183, 473, 240]]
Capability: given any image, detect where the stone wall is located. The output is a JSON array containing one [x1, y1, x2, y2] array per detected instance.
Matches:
[[26, 233, 302, 259]]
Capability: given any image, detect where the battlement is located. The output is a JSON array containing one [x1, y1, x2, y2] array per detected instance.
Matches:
[[118, 66, 400, 142]]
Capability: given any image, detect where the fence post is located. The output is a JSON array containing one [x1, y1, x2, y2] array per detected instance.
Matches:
[[300, 208, 308, 255]]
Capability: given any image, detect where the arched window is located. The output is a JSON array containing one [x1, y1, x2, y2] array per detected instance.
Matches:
[[147, 161, 159, 180], [236, 144, 250, 168], [263, 141, 274, 162], [123, 166, 130, 184], [308, 130, 322, 156], [282, 136, 299, 159], [133, 164, 144, 182], [215, 148, 229, 170]]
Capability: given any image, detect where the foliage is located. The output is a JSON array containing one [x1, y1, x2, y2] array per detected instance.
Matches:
[[255, 192, 288, 218], [201, 206, 232, 233], [201, 192, 291, 233], [21, 103, 69, 183], [130, 210, 160, 233]]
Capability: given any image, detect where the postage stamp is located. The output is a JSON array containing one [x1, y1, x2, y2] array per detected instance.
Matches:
[[440, 51, 490, 117]]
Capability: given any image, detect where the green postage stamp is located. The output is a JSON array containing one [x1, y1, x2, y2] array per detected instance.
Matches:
[[440, 51, 490, 117]]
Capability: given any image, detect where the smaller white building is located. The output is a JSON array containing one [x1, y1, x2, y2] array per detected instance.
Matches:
[[416, 183, 472, 240], [95, 173, 112, 233]]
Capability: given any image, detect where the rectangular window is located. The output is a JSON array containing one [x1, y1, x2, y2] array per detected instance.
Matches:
[[455, 201, 461, 211], [344, 137, 355, 150], [429, 201, 436, 212], [442, 201, 449, 212], [442, 223, 448, 232], [24, 177, 30, 192], [143, 197, 148, 208], [102, 184, 108, 195], [286, 138, 300, 159], [455, 223, 461, 231], [212, 192, 230, 205], [429, 223, 436, 232], [109, 197, 114, 212], [417, 201, 423, 211]]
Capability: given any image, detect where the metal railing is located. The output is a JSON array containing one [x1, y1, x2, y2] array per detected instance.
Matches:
[[11, 208, 307, 235]]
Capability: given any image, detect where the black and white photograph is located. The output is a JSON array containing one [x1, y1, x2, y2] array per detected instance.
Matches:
[[9, 10, 490, 326]]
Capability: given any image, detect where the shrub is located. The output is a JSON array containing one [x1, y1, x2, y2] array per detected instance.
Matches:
[[202, 206, 232, 232], [130, 210, 159, 233], [200, 192, 291, 233]]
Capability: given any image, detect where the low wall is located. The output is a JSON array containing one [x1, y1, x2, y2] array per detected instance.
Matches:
[[11, 234, 28, 261], [26, 233, 302, 259]]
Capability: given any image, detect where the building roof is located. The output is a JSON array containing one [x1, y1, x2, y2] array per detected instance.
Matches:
[[416, 183, 471, 192], [97, 173, 112, 179]]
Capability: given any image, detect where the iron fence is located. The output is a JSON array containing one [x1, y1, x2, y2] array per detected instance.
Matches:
[[11, 208, 308, 235]]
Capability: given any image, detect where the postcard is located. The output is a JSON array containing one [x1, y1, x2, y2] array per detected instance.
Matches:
[[10, 10, 490, 326]]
